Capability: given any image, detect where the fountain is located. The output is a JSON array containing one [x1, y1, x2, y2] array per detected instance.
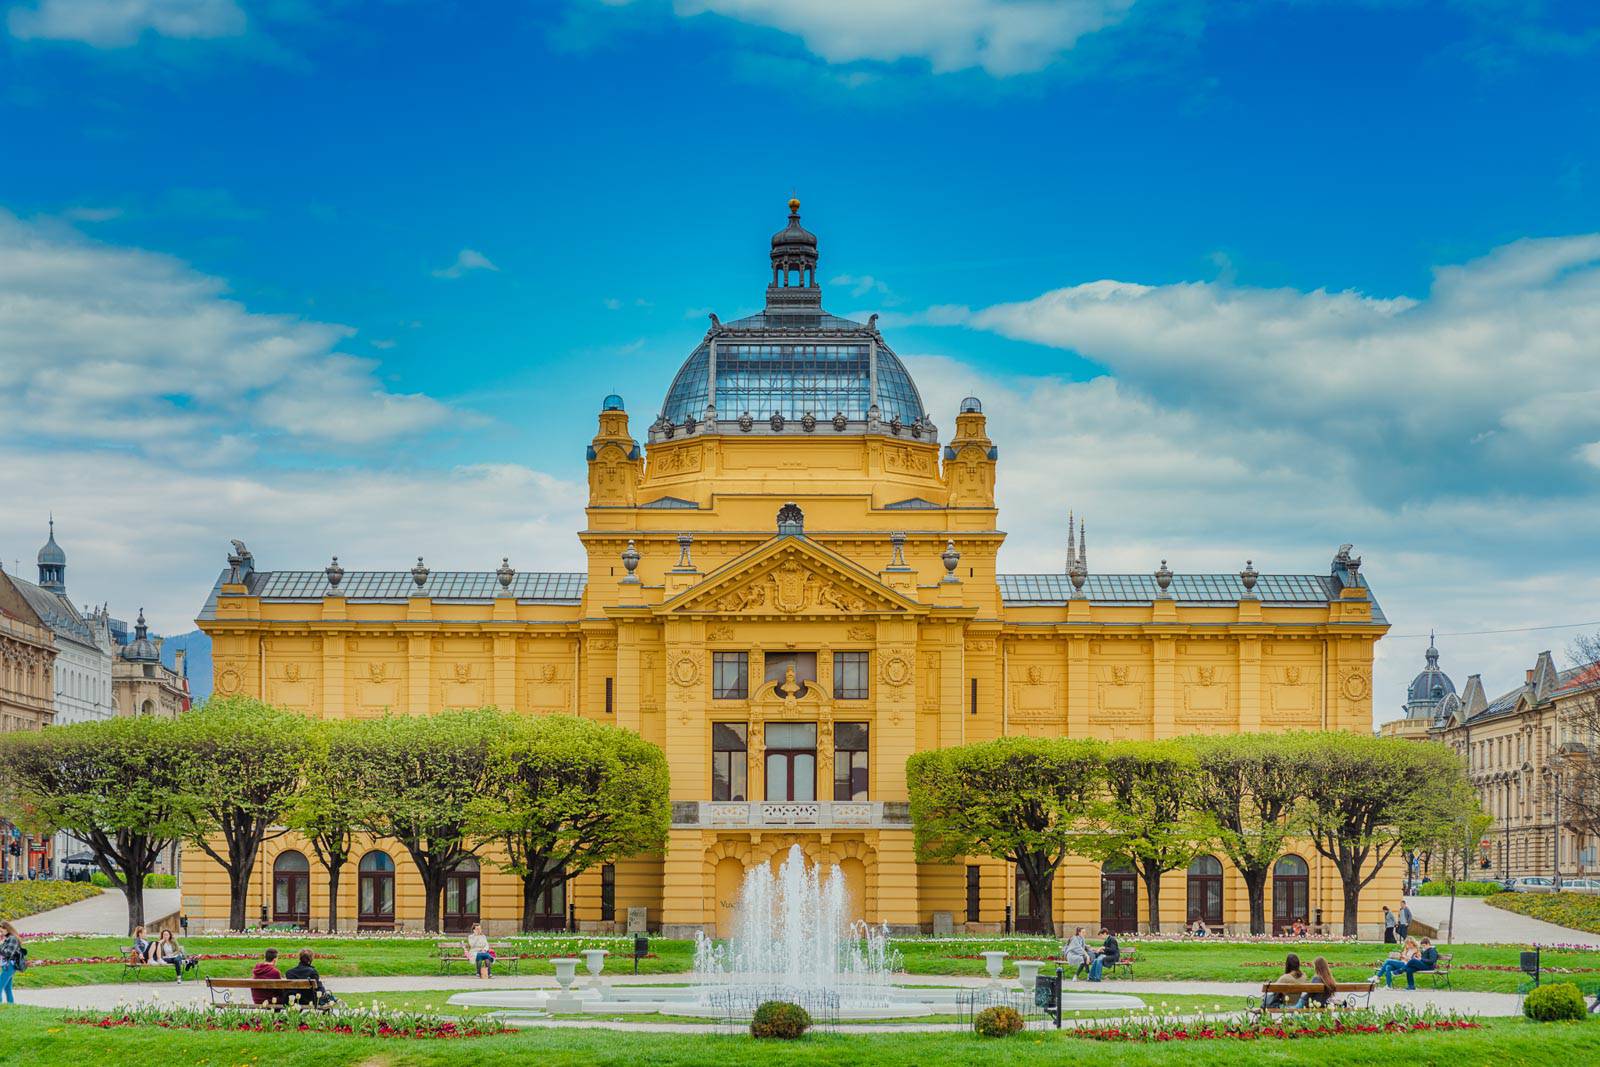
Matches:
[[447, 844, 1143, 1020]]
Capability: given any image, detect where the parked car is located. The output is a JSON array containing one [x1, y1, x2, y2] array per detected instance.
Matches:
[[1557, 878, 1600, 895], [1506, 876, 1558, 893]]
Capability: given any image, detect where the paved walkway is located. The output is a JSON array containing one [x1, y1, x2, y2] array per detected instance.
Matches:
[[1404, 894, 1600, 947], [11, 888, 180, 936], [11, 973, 1524, 1019]]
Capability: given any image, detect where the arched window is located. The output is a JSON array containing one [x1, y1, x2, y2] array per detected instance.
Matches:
[[1100, 861, 1138, 934], [443, 856, 481, 933], [272, 850, 311, 927], [1187, 855, 1223, 927], [358, 851, 395, 928], [1271, 854, 1309, 934]]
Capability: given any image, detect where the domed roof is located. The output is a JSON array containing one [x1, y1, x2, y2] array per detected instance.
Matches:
[[655, 202, 927, 436], [1405, 637, 1455, 718], [602, 393, 625, 411], [37, 519, 65, 566], [121, 609, 160, 663]]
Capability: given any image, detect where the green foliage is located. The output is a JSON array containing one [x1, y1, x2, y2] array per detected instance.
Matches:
[[467, 714, 669, 929], [749, 1000, 811, 1039], [908, 737, 1104, 933], [1489, 891, 1600, 934], [973, 1005, 1024, 1037], [0, 880, 101, 921], [1523, 982, 1588, 1022], [1296, 734, 1469, 933], [283, 718, 366, 930], [1415, 880, 1503, 897], [1077, 740, 1208, 930], [88, 872, 176, 889]]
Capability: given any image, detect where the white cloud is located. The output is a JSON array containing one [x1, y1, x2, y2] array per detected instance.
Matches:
[[830, 273, 892, 299], [673, 0, 1135, 75], [6, 0, 245, 47], [431, 248, 500, 279], [0, 210, 454, 453]]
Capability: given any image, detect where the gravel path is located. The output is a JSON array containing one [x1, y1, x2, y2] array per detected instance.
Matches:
[[1403, 894, 1600, 947], [11, 888, 180, 936]]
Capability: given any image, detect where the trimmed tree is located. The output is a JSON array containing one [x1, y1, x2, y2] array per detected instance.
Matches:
[[1298, 733, 1467, 935], [1078, 739, 1208, 933], [1185, 732, 1307, 935], [176, 697, 312, 931], [283, 718, 364, 933], [907, 736, 1104, 937], [468, 715, 670, 933], [344, 708, 507, 932], [0, 717, 196, 932]]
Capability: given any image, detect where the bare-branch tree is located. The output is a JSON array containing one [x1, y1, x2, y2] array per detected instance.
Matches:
[[1556, 633, 1600, 850]]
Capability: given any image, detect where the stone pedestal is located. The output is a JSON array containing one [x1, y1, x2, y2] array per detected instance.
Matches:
[[931, 911, 954, 937]]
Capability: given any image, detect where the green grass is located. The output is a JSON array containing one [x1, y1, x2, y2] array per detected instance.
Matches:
[[0, 882, 100, 922], [0, 1006, 1594, 1065], [1489, 892, 1600, 935], [12, 933, 1600, 993]]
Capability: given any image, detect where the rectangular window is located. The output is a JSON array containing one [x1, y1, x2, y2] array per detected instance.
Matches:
[[712, 723, 748, 801], [604, 677, 614, 715], [713, 652, 749, 700], [965, 865, 981, 924], [764, 722, 817, 802], [833, 722, 869, 800], [601, 863, 616, 920], [833, 651, 869, 700], [764, 651, 818, 694], [970, 678, 978, 715]]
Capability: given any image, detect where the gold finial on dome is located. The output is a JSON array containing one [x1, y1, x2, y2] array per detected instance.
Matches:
[[788, 197, 801, 212]]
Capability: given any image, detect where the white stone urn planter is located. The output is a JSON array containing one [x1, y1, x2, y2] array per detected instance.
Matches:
[[547, 957, 585, 1010], [1015, 959, 1044, 992], [980, 950, 1009, 986], [582, 948, 610, 992]]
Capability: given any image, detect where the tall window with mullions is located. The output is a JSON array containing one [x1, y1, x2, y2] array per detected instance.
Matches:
[[712, 723, 748, 801], [833, 722, 869, 801], [712, 651, 748, 699], [833, 651, 868, 700]]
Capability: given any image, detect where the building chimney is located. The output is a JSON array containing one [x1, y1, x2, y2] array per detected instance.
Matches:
[[1526, 669, 1535, 684]]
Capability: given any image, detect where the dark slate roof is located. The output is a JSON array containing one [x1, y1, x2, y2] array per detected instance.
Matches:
[[195, 569, 586, 620], [7, 572, 97, 648], [999, 572, 1387, 621]]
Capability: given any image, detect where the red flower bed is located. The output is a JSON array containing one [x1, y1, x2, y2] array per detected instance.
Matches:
[[1066, 1017, 1482, 1043], [38, 951, 339, 968]]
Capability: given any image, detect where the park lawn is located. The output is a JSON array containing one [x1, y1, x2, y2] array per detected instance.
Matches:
[[0, 1006, 1596, 1066], [13, 934, 1598, 993]]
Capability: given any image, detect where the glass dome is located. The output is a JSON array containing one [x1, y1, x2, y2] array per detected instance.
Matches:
[[660, 312, 925, 427]]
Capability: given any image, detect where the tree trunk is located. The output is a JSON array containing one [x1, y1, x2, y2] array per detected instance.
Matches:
[[522, 874, 540, 934], [122, 880, 147, 934], [1141, 867, 1163, 933], [1341, 877, 1361, 937], [1243, 869, 1269, 935], [228, 863, 252, 931], [326, 866, 342, 933], [422, 870, 442, 932]]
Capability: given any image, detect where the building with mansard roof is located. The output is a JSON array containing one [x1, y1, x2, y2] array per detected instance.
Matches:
[[190, 201, 1394, 936]]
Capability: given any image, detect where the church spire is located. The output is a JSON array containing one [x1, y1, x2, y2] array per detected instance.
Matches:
[[37, 515, 66, 593]]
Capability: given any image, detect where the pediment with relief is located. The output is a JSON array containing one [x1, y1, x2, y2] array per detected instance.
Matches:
[[660, 540, 920, 618]]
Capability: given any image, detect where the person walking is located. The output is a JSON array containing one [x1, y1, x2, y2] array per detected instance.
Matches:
[[0, 921, 23, 1004], [1396, 902, 1412, 942], [1382, 906, 1395, 944]]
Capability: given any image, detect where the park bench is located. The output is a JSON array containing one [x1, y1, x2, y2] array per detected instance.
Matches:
[[118, 947, 150, 981], [205, 977, 326, 1010], [436, 939, 521, 975], [1413, 952, 1451, 988], [1252, 979, 1375, 1019], [1106, 948, 1136, 979]]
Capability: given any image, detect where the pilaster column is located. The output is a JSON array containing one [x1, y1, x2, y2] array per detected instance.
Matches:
[[321, 634, 344, 721], [1067, 636, 1090, 738], [493, 635, 517, 710], [407, 634, 431, 715], [1152, 637, 1175, 739], [1237, 637, 1261, 731]]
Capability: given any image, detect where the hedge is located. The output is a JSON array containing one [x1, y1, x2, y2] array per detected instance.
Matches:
[[0, 880, 101, 921], [89, 872, 177, 889], [1416, 880, 1504, 897], [1488, 892, 1600, 935]]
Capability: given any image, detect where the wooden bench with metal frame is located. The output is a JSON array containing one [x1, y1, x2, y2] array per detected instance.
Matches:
[[205, 977, 326, 1010], [435, 940, 522, 975], [1252, 979, 1376, 1019]]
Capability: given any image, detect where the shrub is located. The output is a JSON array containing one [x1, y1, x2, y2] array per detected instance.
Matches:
[[1524, 982, 1588, 1022], [89, 872, 176, 889], [0, 881, 101, 921], [749, 1000, 811, 1040], [974, 1005, 1025, 1038], [1416, 880, 1503, 897]]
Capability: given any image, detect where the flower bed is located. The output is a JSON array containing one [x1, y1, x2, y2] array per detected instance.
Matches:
[[1238, 959, 1600, 975], [64, 1002, 512, 1039], [32, 950, 340, 968], [1488, 892, 1600, 935], [1062, 1006, 1480, 1043], [0, 881, 101, 922]]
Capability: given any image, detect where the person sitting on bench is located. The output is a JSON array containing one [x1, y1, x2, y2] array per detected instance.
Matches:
[[1373, 937, 1419, 988], [1088, 928, 1119, 981], [1297, 956, 1337, 1008], [1263, 953, 1303, 1008], [284, 948, 337, 1008], [1063, 928, 1091, 979], [1403, 938, 1439, 990], [250, 948, 284, 1006]]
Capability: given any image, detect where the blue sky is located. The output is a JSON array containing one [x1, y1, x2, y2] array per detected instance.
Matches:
[[2, 0, 1598, 718]]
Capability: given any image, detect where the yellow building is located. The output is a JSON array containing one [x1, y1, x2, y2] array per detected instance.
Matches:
[[190, 201, 1396, 936]]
